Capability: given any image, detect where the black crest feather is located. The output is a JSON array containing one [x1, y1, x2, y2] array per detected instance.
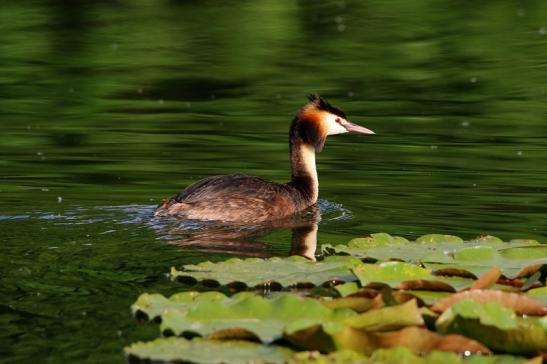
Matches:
[[307, 94, 347, 119]]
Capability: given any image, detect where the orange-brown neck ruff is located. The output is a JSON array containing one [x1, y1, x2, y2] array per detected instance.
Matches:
[[288, 106, 325, 204]]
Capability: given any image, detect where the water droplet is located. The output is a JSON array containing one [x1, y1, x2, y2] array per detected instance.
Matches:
[[347, 91, 354, 97], [430, 145, 438, 149], [111, 43, 119, 50], [137, 87, 143, 94], [337, 24, 346, 32], [472, 183, 477, 187], [334, 16, 344, 24], [461, 121, 470, 127], [517, 8, 526, 17], [470, 77, 477, 83], [517, 151, 523, 156], [68, 87, 75, 93], [158, 99, 164, 104], [539, 27, 546, 35], [57, 196, 63, 203], [117, 330, 123, 337], [36, 151, 44, 156], [41, 188, 49, 192]]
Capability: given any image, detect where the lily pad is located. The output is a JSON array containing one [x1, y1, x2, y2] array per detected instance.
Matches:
[[124, 337, 293, 364], [160, 293, 355, 343], [323, 233, 546, 279], [285, 324, 490, 355], [131, 291, 232, 320], [527, 287, 547, 306], [289, 347, 540, 364], [351, 261, 473, 291], [170, 256, 361, 288], [431, 289, 547, 316], [436, 300, 547, 354]]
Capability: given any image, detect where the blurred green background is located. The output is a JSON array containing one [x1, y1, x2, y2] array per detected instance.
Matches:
[[1, 1, 546, 363]]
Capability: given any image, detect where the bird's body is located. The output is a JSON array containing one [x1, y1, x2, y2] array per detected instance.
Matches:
[[154, 95, 374, 223]]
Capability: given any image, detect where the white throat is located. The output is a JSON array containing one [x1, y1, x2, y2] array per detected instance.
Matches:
[[295, 143, 319, 202]]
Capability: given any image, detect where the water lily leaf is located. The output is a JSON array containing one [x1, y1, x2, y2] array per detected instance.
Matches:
[[469, 235, 505, 244], [124, 337, 293, 364], [346, 299, 424, 331], [131, 291, 231, 320], [527, 287, 547, 306], [405, 290, 451, 305], [286, 323, 490, 355], [371, 347, 540, 364], [289, 347, 539, 364], [170, 256, 361, 288], [160, 293, 355, 343], [431, 289, 547, 316], [469, 267, 502, 290], [347, 233, 410, 248], [288, 349, 369, 364], [352, 262, 473, 291], [436, 300, 547, 354], [416, 234, 464, 244], [323, 234, 546, 279], [320, 296, 383, 313], [334, 282, 361, 297]]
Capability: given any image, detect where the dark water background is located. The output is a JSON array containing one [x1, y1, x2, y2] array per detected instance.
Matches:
[[1, 1, 547, 363]]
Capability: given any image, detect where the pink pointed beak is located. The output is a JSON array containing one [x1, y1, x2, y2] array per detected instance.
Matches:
[[343, 120, 375, 135]]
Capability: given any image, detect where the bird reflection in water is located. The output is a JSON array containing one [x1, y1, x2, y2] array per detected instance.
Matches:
[[155, 205, 321, 260]]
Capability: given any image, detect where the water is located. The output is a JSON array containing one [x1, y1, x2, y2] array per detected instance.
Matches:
[[1, 1, 547, 362]]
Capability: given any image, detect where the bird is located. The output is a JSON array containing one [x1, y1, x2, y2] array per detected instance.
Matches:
[[154, 94, 374, 223]]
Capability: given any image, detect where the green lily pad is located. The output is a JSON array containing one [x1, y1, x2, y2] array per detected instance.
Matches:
[[323, 233, 546, 279], [289, 347, 539, 364], [351, 262, 473, 291], [527, 286, 547, 306], [124, 337, 293, 364], [288, 349, 369, 363], [436, 300, 547, 354], [131, 291, 232, 320], [285, 323, 490, 355], [160, 293, 355, 343], [416, 234, 464, 244], [171, 256, 361, 288]]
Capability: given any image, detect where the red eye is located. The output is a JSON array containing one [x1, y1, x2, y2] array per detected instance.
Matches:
[[335, 117, 342, 124]]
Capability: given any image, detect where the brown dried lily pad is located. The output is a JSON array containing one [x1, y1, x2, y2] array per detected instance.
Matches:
[[431, 289, 547, 316]]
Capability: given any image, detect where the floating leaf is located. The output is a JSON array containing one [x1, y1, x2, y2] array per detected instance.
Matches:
[[160, 293, 355, 343], [416, 234, 464, 244], [320, 296, 383, 313], [286, 323, 490, 355], [346, 299, 424, 331], [352, 262, 473, 291], [431, 289, 547, 316], [469, 267, 502, 290], [132, 291, 231, 320], [288, 349, 369, 364], [171, 256, 361, 288], [289, 347, 539, 364], [124, 337, 293, 364], [323, 234, 546, 279], [436, 300, 547, 354], [346, 233, 409, 248], [334, 282, 361, 297], [527, 287, 547, 306]]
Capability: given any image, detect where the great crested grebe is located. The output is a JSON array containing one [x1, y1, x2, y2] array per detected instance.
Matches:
[[154, 95, 374, 223]]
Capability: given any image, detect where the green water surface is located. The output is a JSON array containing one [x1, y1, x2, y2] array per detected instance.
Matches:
[[1, 1, 547, 363]]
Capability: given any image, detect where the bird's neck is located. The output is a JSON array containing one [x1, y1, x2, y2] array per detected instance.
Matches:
[[289, 137, 319, 203]]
